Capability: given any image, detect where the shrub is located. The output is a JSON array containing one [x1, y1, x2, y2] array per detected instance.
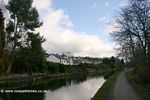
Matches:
[[103, 69, 115, 79], [137, 64, 150, 84], [47, 62, 60, 73], [58, 64, 65, 73]]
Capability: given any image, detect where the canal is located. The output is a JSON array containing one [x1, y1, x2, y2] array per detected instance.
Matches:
[[0, 75, 105, 100]]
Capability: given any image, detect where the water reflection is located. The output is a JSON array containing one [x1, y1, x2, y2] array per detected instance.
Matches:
[[45, 77, 105, 100], [0, 93, 45, 100], [0, 75, 105, 100]]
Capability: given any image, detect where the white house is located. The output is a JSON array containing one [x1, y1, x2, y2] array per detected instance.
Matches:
[[47, 54, 102, 65], [47, 54, 60, 64], [47, 54, 74, 65]]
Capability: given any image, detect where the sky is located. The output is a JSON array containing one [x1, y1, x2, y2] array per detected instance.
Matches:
[[1, 0, 129, 57]]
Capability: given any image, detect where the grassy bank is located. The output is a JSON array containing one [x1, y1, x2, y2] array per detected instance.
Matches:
[[126, 70, 150, 100], [91, 72, 119, 100]]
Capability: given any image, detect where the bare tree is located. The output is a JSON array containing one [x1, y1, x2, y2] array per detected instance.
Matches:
[[112, 0, 150, 65]]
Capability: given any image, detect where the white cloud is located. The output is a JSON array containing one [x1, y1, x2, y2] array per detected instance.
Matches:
[[0, 0, 10, 19], [118, 1, 128, 7], [34, 0, 116, 57], [99, 15, 110, 23], [0, 0, 7, 11], [33, 0, 53, 18], [99, 16, 107, 22], [33, 0, 52, 11], [105, 2, 110, 6], [103, 19, 119, 34], [0, 0, 8, 4], [104, 24, 115, 33]]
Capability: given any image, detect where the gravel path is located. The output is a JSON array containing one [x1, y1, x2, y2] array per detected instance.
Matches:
[[106, 71, 143, 100]]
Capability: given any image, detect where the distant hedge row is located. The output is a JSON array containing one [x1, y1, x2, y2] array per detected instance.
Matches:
[[46, 61, 66, 74]]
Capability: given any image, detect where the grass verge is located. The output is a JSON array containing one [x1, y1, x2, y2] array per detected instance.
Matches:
[[91, 72, 119, 100], [126, 70, 150, 100]]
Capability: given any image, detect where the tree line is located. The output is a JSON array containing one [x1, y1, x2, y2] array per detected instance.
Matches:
[[111, 0, 150, 83], [0, 0, 47, 74]]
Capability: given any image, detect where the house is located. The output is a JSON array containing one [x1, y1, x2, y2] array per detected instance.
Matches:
[[47, 53, 102, 65], [47, 54, 60, 64], [47, 54, 74, 65], [76, 57, 102, 65]]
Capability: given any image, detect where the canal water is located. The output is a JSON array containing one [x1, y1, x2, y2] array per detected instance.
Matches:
[[0, 75, 105, 100]]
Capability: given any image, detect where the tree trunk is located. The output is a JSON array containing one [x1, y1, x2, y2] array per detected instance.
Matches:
[[0, 9, 5, 74]]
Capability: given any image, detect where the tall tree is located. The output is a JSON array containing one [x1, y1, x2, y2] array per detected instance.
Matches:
[[112, 0, 150, 64], [3, 0, 42, 74], [0, 8, 5, 74], [12, 32, 46, 73], [111, 0, 150, 82]]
